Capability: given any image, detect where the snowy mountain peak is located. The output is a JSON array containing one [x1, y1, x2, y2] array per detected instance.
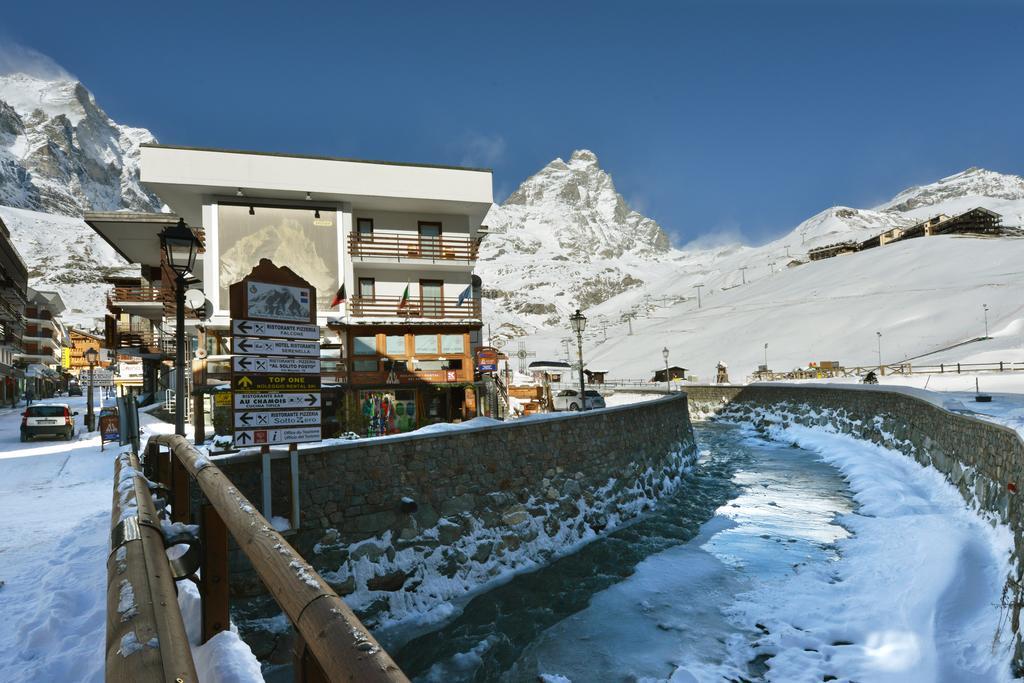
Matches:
[[876, 167, 1024, 213], [0, 70, 161, 215], [493, 150, 670, 258]]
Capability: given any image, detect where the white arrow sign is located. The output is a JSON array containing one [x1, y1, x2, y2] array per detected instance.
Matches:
[[232, 319, 320, 340], [232, 356, 321, 374], [234, 409, 321, 429], [234, 392, 321, 410], [233, 337, 320, 357], [233, 426, 322, 446]]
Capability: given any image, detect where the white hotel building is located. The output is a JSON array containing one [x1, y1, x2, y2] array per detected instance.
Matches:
[[88, 144, 492, 435]]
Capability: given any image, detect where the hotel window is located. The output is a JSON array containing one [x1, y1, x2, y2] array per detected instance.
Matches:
[[440, 334, 464, 354], [356, 218, 374, 238], [419, 221, 442, 258], [414, 334, 438, 354], [420, 279, 443, 316], [358, 278, 375, 299], [353, 336, 377, 355], [385, 335, 406, 356]]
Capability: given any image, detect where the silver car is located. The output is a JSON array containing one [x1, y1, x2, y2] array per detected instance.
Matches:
[[552, 389, 606, 411]]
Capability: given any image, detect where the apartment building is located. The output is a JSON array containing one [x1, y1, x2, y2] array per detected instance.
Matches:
[[87, 144, 492, 435], [0, 216, 28, 404], [17, 288, 68, 397]]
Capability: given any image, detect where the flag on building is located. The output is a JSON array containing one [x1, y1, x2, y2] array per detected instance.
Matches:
[[330, 283, 346, 307], [397, 284, 410, 312], [457, 284, 472, 307]]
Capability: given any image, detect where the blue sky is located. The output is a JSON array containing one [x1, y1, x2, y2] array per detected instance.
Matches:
[[2, 0, 1022, 246]]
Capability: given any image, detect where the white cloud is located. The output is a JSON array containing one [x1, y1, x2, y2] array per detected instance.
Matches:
[[457, 132, 506, 169], [0, 38, 74, 80]]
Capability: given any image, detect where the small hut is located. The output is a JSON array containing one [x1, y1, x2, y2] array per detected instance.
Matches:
[[652, 366, 687, 383]]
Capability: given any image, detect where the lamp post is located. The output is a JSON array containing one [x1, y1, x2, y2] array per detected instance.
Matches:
[[983, 304, 989, 339], [569, 309, 587, 411], [84, 346, 98, 431], [876, 331, 883, 374], [694, 284, 704, 309], [662, 347, 670, 393], [763, 342, 768, 370], [160, 219, 201, 437]]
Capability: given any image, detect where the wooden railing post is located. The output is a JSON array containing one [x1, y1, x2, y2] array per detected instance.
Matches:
[[170, 456, 190, 524], [200, 503, 230, 643]]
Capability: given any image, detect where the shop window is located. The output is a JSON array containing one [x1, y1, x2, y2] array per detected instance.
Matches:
[[360, 389, 416, 436], [353, 359, 378, 372], [385, 335, 406, 356], [414, 334, 438, 354], [353, 336, 377, 355], [440, 334, 464, 354]]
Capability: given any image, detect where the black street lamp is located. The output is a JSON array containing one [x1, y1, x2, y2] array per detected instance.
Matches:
[[160, 219, 201, 437], [84, 346, 98, 431], [662, 346, 670, 393], [569, 309, 587, 410]]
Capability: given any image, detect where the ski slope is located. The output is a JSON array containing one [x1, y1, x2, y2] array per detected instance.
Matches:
[[533, 234, 1024, 382]]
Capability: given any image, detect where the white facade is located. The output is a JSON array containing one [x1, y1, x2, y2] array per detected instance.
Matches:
[[138, 145, 492, 328]]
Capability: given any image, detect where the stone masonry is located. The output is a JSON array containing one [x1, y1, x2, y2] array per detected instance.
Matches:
[[683, 383, 1024, 674], [212, 393, 696, 627]]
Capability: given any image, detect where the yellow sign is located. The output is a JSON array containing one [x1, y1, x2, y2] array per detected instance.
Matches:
[[61, 348, 71, 369], [214, 393, 232, 407]]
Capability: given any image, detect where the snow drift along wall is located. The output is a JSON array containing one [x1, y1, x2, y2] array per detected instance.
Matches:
[[212, 394, 697, 629], [685, 384, 1024, 674]]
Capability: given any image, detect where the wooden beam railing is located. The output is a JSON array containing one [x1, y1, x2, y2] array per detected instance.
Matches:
[[349, 295, 481, 320], [107, 434, 410, 682], [348, 232, 478, 262]]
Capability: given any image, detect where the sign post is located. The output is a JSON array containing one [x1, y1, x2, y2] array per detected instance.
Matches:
[[229, 259, 322, 529]]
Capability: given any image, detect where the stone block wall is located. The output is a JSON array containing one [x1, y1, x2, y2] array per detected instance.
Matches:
[[213, 393, 696, 627], [683, 383, 1024, 672]]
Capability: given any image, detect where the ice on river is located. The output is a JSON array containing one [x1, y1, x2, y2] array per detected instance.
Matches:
[[518, 424, 1014, 682]]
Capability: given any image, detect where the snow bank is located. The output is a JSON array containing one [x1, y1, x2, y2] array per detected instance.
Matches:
[[725, 417, 1017, 681]]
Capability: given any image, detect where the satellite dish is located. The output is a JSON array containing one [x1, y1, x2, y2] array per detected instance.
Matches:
[[184, 289, 213, 321]]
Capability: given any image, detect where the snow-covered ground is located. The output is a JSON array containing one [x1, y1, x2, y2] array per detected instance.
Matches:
[[0, 396, 261, 683]]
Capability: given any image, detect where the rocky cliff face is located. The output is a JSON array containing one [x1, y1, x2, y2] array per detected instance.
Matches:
[[477, 150, 677, 339], [0, 73, 160, 216]]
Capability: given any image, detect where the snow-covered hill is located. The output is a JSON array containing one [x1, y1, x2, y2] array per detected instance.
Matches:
[[482, 154, 1024, 379], [0, 205, 131, 329], [0, 73, 160, 215]]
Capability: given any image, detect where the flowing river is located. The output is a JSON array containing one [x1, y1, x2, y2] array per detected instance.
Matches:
[[387, 421, 857, 681]]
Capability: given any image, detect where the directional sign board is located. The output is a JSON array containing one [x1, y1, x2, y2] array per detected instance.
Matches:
[[234, 427, 322, 446], [234, 392, 321, 410], [234, 409, 321, 429], [232, 337, 320, 357], [232, 356, 321, 374], [232, 319, 320, 340], [233, 374, 321, 392]]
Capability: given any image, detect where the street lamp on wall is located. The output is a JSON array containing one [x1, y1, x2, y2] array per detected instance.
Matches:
[[662, 347, 670, 393], [84, 346, 98, 432], [569, 309, 587, 411], [160, 219, 202, 437]]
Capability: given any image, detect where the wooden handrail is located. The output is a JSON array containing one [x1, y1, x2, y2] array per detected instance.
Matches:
[[348, 232, 478, 262], [107, 449, 198, 682], [349, 295, 481, 319], [142, 434, 409, 682]]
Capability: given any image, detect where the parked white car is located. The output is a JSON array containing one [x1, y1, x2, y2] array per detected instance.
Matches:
[[552, 389, 606, 411]]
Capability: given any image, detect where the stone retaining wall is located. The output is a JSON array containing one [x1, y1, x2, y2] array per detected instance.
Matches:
[[683, 383, 1024, 672], [213, 393, 696, 628]]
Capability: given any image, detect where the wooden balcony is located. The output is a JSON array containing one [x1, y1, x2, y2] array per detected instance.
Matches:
[[348, 233, 478, 263], [115, 329, 175, 355], [349, 295, 481, 320]]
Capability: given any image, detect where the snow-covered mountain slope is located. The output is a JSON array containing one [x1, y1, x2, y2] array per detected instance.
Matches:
[[0, 205, 132, 329], [0, 73, 160, 215], [482, 154, 1024, 377], [552, 234, 1024, 382]]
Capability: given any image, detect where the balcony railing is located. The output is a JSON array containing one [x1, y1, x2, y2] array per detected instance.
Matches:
[[348, 233, 478, 263], [115, 329, 175, 354], [108, 286, 172, 306], [349, 295, 481, 320]]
